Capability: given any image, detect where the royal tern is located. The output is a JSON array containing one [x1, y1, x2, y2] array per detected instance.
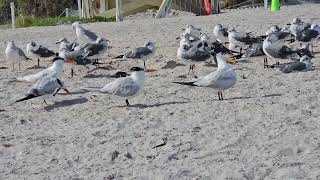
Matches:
[[173, 53, 237, 100], [16, 56, 65, 83], [72, 21, 99, 43], [26, 41, 55, 66], [15, 75, 71, 104], [113, 41, 156, 68], [5, 41, 31, 71], [81, 67, 158, 106]]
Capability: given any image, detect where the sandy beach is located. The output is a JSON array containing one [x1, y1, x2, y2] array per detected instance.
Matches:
[[1, 4, 320, 179]]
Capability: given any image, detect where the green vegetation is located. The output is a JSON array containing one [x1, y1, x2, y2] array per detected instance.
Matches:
[[12, 15, 115, 28]]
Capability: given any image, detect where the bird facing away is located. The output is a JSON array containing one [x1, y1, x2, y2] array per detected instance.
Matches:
[[173, 53, 237, 100], [80, 67, 158, 106], [26, 41, 55, 66], [15, 75, 71, 104], [72, 21, 99, 43], [5, 41, 31, 71], [16, 56, 65, 83]]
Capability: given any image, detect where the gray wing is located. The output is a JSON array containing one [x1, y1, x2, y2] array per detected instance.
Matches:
[[180, 46, 211, 62], [17, 47, 28, 58], [265, 43, 295, 59], [232, 32, 258, 44], [298, 29, 319, 42], [125, 47, 153, 58], [222, 28, 228, 37], [83, 29, 98, 41], [100, 77, 140, 97], [279, 62, 306, 73], [84, 43, 105, 56], [29, 76, 59, 96], [245, 42, 264, 57], [32, 46, 55, 57]]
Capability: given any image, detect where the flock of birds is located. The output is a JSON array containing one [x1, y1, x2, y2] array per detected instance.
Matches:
[[3, 17, 320, 106]]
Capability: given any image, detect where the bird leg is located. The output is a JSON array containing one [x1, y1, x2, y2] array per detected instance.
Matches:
[[19, 62, 21, 71], [143, 60, 146, 69], [37, 59, 40, 66], [125, 99, 130, 106], [188, 64, 196, 74], [43, 100, 48, 105], [264, 58, 269, 68], [12, 62, 14, 71], [71, 68, 74, 78]]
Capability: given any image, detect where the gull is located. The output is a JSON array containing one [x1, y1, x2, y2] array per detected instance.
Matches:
[[173, 53, 237, 100], [289, 17, 311, 37], [80, 67, 158, 106], [5, 41, 31, 71], [278, 55, 313, 73], [177, 39, 213, 74], [183, 24, 202, 41], [83, 37, 109, 60], [58, 46, 91, 77], [262, 33, 313, 67], [213, 24, 229, 43], [113, 41, 156, 68], [16, 56, 65, 83], [294, 24, 320, 51], [15, 75, 71, 104], [228, 28, 261, 51], [26, 41, 56, 66], [56, 38, 80, 51], [72, 21, 99, 43], [200, 33, 241, 63]]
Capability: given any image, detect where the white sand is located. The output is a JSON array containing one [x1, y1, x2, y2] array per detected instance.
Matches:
[[1, 4, 320, 179]]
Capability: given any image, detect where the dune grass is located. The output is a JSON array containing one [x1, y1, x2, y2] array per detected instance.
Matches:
[[10, 15, 115, 28]]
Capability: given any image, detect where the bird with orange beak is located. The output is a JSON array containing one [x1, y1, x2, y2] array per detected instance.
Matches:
[[15, 75, 71, 105], [81, 67, 158, 106]]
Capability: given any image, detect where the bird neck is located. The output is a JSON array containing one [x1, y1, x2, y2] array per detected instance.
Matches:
[[217, 56, 228, 69], [52, 60, 64, 74], [131, 71, 145, 86]]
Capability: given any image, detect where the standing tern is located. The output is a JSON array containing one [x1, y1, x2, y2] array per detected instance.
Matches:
[[26, 41, 55, 66], [173, 53, 237, 100], [80, 67, 158, 106], [5, 41, 31, 71], [113, 41, 156, 68], [15, 75, 71, 104], [16, 56, 65, 83]]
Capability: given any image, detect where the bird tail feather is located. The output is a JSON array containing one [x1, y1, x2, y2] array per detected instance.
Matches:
[[16, 94, 37, 103], [172, 81, 197, 86]]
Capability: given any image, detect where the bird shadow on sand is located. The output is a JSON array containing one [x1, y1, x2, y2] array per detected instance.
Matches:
[[161, 61, 185, 69], [0, 67, 8, 70], [44, 97, 88, 111], [26, 66, 46, 70], [110, 101, 188, 109], [261, 93, 282, 98], [83, 73, 114, 79], [203, 63, 218, 67]]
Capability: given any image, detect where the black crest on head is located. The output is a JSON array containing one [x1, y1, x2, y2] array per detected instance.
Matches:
[[52, 56, 64, 62], [130, 67, 144, 71]]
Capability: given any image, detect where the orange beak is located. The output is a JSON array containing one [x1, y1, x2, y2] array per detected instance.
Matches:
[[65, 59, 77, 64], [63, 88, 71, 95], [145, 68, 158, 73]]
